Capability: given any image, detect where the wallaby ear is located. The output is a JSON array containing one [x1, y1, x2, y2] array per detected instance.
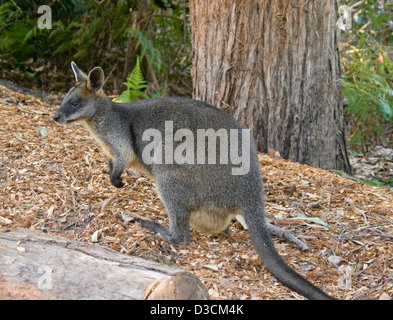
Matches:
[[71, 61, 87, 83], [86, 67, 105, 94]]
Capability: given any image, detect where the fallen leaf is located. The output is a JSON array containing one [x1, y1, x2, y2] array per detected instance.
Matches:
[[288, 217, 329, 227], [38, 126, 48, 138], [204, 264, 219, 271]]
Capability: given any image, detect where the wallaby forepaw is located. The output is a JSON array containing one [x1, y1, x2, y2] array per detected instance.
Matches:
[[111, 177, 125, 188]]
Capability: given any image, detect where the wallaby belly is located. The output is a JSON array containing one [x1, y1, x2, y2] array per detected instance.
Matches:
[[189, 207, 239, 233]]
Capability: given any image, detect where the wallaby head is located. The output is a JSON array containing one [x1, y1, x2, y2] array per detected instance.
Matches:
[[53, 62, 105, 124]]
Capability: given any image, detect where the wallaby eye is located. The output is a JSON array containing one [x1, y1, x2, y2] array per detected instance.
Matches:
[[71, 100, 79, 107]]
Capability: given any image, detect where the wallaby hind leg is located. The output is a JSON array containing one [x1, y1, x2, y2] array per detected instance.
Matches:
[[135, 205, 191, 245], [134, 218, 171, 241], [135, 173, 191, 245]]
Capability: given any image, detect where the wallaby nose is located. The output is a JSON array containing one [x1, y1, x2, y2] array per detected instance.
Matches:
[[52, 113, 61, 123]]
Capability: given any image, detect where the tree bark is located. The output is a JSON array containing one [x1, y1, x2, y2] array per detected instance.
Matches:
[[189, 0, 351, 173], [0, 228, 209, 300]]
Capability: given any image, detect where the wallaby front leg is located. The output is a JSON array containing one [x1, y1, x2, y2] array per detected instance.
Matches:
[[109, 156, 128, 188], [107, 146, 133, 188], [107, 157, 113, 175]]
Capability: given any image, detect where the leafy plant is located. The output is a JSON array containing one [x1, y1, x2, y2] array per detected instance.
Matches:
[[342, 47, 393, 141], [340, 0, 393, 151], [0, 0, 191, 96], [117, 56, 149, 102], [128, 27, 163, 73]]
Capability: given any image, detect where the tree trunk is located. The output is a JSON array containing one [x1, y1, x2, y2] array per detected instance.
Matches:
[[189, 0, 351, 173]]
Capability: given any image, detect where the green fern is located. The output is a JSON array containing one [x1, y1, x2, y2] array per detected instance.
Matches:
[[127, 27, 163, 72], [0, 1, 20, 34], [117, 56, 149, 102]]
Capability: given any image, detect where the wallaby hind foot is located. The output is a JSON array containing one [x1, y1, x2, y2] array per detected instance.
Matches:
[[134, 218, 190, 245]]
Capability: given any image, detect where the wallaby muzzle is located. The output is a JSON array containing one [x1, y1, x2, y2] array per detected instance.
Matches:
[[53, 102, 79, 124], [52, 111, 64, 124], [52, 108, 70, 124]]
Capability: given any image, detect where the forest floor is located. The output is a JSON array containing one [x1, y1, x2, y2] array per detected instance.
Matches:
[[0, 83, 392, 300]]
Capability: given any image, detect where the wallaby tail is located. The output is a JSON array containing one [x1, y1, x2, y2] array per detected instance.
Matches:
[[243, 204, 334, 300]]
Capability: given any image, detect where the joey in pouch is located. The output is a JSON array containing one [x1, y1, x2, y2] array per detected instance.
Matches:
[[53, 62, 334, 300]]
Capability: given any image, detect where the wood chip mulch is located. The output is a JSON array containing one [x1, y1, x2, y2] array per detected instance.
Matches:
[[0, 84, 392, 300]]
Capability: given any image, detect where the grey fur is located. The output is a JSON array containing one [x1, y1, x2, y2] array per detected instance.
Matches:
[[53, 63, 334, 300]]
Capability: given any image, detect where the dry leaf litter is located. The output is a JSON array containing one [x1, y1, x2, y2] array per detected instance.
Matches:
[[0, 84, 392, 300]]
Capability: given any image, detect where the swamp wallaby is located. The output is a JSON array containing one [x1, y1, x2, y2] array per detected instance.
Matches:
[[53, 62, 334, 300]]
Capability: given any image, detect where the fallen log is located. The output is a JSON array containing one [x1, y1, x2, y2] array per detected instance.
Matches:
[[0, 228, 209, 300]]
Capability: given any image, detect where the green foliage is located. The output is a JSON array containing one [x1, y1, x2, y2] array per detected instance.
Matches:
[[330, 169, 391, 189], [342, 45, 393, 144], [0, 0, 83, 59], [0, 0, 191, 95], [340, 0, 393, 151], [117, 56, 149, 102], [128, 27, 163, 73], [0, 1, 20, 32]]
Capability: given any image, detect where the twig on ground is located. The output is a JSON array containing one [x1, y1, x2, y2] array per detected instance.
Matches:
[[267, 222, 309, 251]]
